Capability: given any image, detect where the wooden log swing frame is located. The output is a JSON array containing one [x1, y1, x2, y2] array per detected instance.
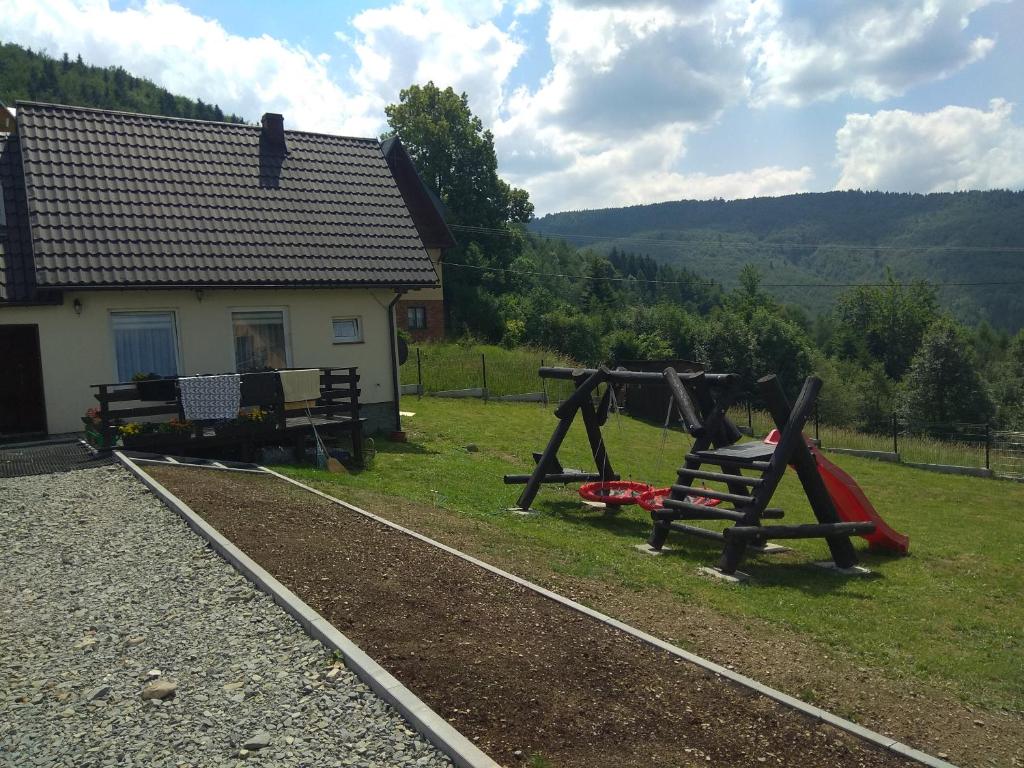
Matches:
[[507, 366, 875, 574]]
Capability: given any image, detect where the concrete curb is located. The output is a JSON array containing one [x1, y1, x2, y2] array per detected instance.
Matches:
[[824, 447, 900, 463], [259, 466, 960, 768], [112, 451, 500, 768], [901, 461, 993, 478]]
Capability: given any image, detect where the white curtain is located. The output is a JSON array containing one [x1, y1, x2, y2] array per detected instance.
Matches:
[[111, 312, 179, 382]]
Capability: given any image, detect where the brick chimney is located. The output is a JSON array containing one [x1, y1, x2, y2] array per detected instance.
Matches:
[[260, 112, 286, 154]]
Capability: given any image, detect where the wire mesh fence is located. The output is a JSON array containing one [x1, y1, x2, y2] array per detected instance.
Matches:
[[991, 431, 1024, 480], [402, 350, 1018, 480]]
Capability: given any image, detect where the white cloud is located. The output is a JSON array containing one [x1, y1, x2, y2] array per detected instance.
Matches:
[[347, 0, 524, 125], [503, 124, 813, 211], [835, 99, 1024, 191], [492, 0, 761, 211], [0, 0, 378, 134], [745, 0, 1000, 106]]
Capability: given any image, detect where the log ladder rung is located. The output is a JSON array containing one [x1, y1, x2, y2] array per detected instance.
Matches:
[[676, 467, 764, 486], [670, 484, 754, 507], [656, 500, 745, 522], [686, 453, 771, 472], [724, 521, 875, 540]]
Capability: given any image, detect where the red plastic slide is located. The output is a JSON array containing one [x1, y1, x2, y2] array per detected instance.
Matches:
[[764, 430, 909, 554]]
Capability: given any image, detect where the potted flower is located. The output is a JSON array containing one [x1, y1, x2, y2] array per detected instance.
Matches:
[[82, 407, 113, 448], [215, 407, 276, 440], [118, 420, 190, 450], [132, 372, 177, 402]]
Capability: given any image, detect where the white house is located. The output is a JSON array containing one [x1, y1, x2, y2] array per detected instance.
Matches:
[[0, 102, 450, 439]]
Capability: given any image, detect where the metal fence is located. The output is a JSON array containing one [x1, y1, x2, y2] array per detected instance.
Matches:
[[991, 431, 1024, 480], [402, 350, 1019, 480], [731, 404, 1004, 476]]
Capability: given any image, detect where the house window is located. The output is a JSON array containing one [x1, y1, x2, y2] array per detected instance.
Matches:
[[111, 311, 180, 382], [233, 310, 289, 372], [407, 306, 427, 330], [332, 317, 362, 344]]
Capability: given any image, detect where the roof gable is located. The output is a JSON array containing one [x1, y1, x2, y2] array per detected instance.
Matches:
[[0, 132, 42, 302], [380, 136, 456, 250], [14, 102, 439, 290]]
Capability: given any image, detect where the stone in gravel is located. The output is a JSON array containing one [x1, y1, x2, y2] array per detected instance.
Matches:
[[125, 636, 145, 646], [145, 669, 162, 680], [141, 680, 177, 701], [85, 685, 110, 702], [241, 731, 272, 750]]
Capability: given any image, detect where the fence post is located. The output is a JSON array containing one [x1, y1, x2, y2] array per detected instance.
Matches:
[[416, 347, 422, 398], [985, 422, 991, 470], [481, 352, 488, 402], [540, 357, 548, 405], [746, 401, 752, 434], [891, 413, 898, 456]]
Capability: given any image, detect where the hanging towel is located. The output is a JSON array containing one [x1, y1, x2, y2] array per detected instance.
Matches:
[[179, 374, 241, 421], [240, 371, 282, 407], [279, 368, 321, 403]]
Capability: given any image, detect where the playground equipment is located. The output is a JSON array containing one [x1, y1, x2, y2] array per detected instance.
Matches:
[[507, 365, 908, 574]]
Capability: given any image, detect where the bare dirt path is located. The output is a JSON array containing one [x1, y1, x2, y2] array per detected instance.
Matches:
[[146, 465, 922, 768]]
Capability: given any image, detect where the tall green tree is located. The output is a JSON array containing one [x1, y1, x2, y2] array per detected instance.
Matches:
[[384, 82, 535, 336], [383, 82, 532, 228], [831, 273, 939, 380], [899, 318, 994, 425]]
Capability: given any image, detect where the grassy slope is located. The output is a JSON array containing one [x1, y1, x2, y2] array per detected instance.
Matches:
[[278, 397, 1023, 713], [401, 342, 578, 398]]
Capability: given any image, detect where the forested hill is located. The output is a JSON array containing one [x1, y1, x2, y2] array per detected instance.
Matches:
[[531, 190, 1024, 330], [0, 42, 243, 123]]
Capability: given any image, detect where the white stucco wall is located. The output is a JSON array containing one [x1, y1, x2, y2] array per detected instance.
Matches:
[[0, 286, 401, 435]]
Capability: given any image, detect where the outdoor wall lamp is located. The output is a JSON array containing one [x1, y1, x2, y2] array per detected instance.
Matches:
[[73, 298, 82, 315]]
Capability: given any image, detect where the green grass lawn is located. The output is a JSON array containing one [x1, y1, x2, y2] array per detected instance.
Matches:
[[277, 397, 1023, 714]]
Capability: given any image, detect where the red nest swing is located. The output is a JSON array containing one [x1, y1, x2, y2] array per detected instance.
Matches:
[[636, 487, 723, 513], [578, 480, 651, 506]]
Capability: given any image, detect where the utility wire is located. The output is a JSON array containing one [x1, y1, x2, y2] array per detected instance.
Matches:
[[449, 223, 1024, 255], [441, 259, 1024, 289]]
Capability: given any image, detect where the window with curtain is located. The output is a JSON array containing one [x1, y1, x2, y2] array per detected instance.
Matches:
[[111, 311, 179, 382], [232, 310, 288, 372], [407, 306, 427, 330]]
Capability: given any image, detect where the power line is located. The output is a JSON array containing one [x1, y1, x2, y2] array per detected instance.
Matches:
[[449, 223, 1024, 255], [441, 260, 1024, 289]]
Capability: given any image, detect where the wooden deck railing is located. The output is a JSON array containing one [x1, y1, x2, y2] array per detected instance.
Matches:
[[88, 367, 363, 464]]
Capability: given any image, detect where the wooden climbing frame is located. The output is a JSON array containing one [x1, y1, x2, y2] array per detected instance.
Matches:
[[509, 366, 876, 574]]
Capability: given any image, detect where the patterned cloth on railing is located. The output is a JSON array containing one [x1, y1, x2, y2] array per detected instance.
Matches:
[[179, 374, 242, 421]]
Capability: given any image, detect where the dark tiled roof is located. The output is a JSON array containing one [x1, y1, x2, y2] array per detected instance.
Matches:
[[0, 132, 41, 302], [14, 102, 439, 290]]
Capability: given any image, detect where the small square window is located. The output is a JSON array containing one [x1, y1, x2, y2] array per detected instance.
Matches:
[[407, 306, 427, 330], [332, 317, 362, 343]]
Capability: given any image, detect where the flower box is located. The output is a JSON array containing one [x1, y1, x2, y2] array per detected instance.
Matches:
[[121, 432, 189, 451]]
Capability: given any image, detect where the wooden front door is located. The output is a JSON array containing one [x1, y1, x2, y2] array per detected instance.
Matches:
[[0, 325, 47, 436]]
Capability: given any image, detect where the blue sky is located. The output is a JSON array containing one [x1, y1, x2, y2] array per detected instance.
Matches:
[[3, 0, 1023, 214]]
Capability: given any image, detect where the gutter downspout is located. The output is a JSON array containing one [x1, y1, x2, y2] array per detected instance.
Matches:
[[387, 290, 404, 433]]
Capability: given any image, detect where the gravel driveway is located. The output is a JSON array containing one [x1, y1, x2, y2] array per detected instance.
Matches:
[[0, 464, 454, 768]]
